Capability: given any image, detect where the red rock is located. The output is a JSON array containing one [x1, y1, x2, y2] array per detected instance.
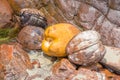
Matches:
[[107, 9, 120, 26], [84, 0, 109, 15], [7, 0, 120, 48], [80, 64, 120, 80], [81, 63, 103, 72], [40, 7, 58, 26], [70, 68, 105, 80], [52, 59, 76, 77], [93, 16, 120, 48], [111, 27, 120, 48], [0, 43, 32, 80], [47, 59, 76, 80], [94, 18, 116, 46], [0, 44, 13, 64], [54, 0, 80, 20], [0, 0, 13, 28], [74, 2, 102, 30]]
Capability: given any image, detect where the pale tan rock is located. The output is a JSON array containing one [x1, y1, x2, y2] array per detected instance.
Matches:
[[100, 46, 120, 74]]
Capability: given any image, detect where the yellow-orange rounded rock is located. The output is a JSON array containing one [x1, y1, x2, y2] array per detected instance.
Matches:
[[41, 23, 80, 57]]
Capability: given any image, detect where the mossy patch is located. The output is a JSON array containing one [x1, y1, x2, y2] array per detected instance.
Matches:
[[0, 27, 20, 44]]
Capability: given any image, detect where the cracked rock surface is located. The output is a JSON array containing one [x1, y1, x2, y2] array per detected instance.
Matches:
[[0, 0, 120, 80], [8, 0, 120, 48]]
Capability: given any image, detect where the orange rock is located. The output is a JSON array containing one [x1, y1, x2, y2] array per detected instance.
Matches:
[[42, 23, 80, 57], [0, 43, 32, 80], [0, 44, 13, 64]]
